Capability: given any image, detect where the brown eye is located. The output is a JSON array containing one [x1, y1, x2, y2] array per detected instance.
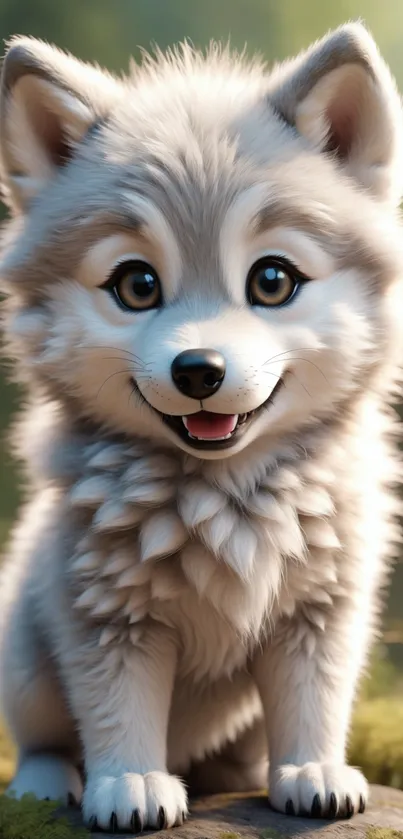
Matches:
[[247, 258, 301, 307], [106, 260, 162, 311]]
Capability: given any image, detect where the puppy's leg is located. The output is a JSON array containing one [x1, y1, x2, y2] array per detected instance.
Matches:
[[8, 755, 83, 806], [0, 607, 82, 804], [187, 718, 268, 794], [251, 604, 368, 820], [60, 623, 187, 832]]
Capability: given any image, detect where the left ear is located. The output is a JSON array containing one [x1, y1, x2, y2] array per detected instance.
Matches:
[[269, 22, 403, 206], [0, 36, 122, 212]]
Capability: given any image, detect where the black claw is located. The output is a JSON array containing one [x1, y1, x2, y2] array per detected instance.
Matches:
[[158, 805, 167, 830], [67, 792, 77, 807], [359, 795, 366, 814], [345, 795, 354, 819], [285, 799, 296, 816], [88, 816, 98, 832], [328, 792, 338, 819], [110, 811, 118, 833], [311, 793, 322, 817], [131, 808, 143, 833]]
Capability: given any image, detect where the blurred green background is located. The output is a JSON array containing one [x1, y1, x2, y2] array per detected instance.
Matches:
[[0, 0, 402, 793]]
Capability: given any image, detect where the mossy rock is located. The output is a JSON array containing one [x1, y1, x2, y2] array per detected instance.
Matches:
[[367, 830, 403, 839], [1, 785, 403, 839]]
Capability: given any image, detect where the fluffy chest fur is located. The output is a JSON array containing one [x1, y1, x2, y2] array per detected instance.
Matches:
[[62, 421, 362, 680]]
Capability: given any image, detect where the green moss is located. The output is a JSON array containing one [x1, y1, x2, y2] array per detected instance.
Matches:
[[366, 829, 403, 839], [219, 832, 242, 839], [260, 829, 287, 839], [0, 794, 89, 839], [348, 699, 403, 789]]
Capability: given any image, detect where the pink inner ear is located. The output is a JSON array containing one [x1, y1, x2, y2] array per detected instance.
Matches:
[[325, 89, 359, 159], [41, 112, 72, 167], [326, 102, 355, 158], [25, 95, 72, 168]]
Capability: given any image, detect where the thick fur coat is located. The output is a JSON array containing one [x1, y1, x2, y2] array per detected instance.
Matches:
[[0, 22, 403, 832]]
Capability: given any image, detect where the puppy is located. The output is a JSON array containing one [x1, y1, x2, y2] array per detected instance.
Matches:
[[0, 23, 402, 831]]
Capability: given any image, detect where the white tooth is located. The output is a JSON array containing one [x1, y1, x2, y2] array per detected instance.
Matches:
[[182, 417, 189, 430], [190, 432, 234, 442]]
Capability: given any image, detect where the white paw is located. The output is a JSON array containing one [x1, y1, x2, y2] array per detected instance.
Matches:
[[83, 771, 188, 831], [7, 754, 83, 805], [270, 763, 368, 819]]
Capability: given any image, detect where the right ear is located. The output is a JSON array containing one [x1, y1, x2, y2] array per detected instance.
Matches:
[[0, 37, 122, 212], [268, 23, 403, 207]]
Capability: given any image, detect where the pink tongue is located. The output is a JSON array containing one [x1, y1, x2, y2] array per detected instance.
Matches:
[[185, 411, 238, 439]]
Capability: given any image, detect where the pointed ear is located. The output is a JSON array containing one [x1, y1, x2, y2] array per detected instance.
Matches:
[[269, 23, 403, 206], [0, 37, 122, 212]]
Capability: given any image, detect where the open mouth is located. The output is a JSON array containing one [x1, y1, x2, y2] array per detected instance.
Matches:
[[133, 377, 284, 450]]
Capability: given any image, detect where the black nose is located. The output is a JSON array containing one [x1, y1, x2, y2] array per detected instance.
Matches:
[[171, 349, 226, 400]]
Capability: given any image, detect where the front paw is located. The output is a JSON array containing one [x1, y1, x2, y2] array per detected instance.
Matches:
[[83, 771, 188, 832], [270, 763, 368, 819]]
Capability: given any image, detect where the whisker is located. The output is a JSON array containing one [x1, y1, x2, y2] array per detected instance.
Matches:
[[286, 370, 312, 398], [88, 344, 143, 357], [261, 369, 311, 398], [86, 345, 149, 366], [100, 356, 151, 371], [96, 367, 153, 403], [96, 369, 133, 401], [263, 356, 330, 386], [262, 347, 320, 365], [282, 358, 329, 385]]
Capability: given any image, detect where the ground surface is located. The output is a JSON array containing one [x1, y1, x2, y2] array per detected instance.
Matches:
[[55, 785, 403, 838]]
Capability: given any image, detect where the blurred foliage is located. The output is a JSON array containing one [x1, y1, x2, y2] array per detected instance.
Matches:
[[0, 721, 15, 796], [350, 698, 403, 789], [1, 0, 403, 83], [347, 647, 403, 789], [359, 646, 402, 702], [0, 0, 402, 796]]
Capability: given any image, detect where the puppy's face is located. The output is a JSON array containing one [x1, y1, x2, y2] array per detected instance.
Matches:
[[68, 192, 369, 459], [1, 28, 402, 460]]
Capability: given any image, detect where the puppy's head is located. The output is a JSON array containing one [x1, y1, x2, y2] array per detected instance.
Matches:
[[1, 25, 402, 460]]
